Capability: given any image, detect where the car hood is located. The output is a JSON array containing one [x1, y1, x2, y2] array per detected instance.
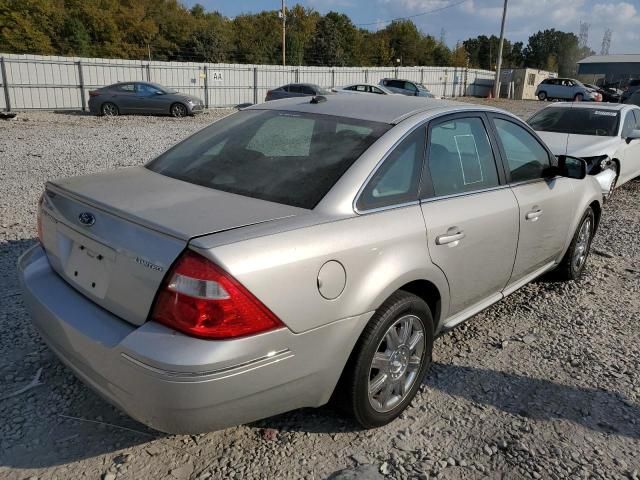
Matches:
[[536, 131, 620, 157], [49, 166, 306, 241]]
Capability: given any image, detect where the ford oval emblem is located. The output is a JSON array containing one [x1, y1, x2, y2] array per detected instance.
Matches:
[[78, 212, 96, 226]]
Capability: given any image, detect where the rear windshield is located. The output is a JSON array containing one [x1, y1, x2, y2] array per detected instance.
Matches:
[[528, 107, 620, 136], [147, 110, 390, 209]]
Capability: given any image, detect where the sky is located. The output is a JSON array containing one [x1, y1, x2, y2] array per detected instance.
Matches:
[[182, 0, 640, 55]]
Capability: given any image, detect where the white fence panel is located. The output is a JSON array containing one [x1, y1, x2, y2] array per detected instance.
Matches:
[[0, 53, 495, 111]]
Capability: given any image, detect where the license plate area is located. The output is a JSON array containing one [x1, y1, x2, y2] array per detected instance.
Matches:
[[59, 225, 115, 299]]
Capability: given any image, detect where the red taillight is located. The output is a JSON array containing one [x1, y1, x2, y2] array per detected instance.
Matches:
[[151, 250, 284, 339], [89, 90, 100, 97]]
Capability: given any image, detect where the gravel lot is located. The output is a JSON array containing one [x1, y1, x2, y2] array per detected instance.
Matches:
[[1, 100, 639, 480]]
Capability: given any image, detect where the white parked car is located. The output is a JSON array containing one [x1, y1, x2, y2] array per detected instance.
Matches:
[[528, 103, 640, 199], [332, 83, 397, 95]]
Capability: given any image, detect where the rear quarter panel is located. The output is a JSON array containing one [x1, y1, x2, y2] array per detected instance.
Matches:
[[191, 206, 450, 334]]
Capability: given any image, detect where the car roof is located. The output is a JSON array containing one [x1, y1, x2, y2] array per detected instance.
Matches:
[[247, 95, 501, 124], [544, 102, 632, 112]]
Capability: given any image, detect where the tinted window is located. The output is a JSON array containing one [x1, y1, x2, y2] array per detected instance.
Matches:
[[115, 83, 134, 92], [137, 83, 162, 96], [357, 128, 425, 210], [404, 82, 418, 92], [494, 118, 550, 182], [289, 85, 303, 93], [372, 87, 385, 94], [633, 110, 640, 129], [528, 107, 620, 136], [428, 117, 499, 197], [301, 86, 315, 95], [387, 80, 404, 89], [148, 110, 390, 209]]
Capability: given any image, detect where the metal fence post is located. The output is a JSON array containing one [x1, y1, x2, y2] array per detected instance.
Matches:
[[203, 66, 209, 109], [364, 69, 368, 83], [394, 67, 399, 79], [420, 68, 424, 85], [443, 72, 448, 98], [77, 61, 86, 111], [253, 67, 258, 105], [295, 68, 299, 83], [0, 57, 11, 112], [331, 69, 335, 89]]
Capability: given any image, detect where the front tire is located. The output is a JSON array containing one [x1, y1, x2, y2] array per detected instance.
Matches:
[[340, 291, 434, 428], [574, 93, 584, 102], [554, 207, 595, 281], [170, 103, 188, 118], [538, 91, 547, 101]]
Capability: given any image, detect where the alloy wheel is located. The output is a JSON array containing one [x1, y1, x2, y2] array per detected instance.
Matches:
[[573, 217, 592, 271], [102, 103, 118, 116], [171, 103, 187, 117], [368, 314, 425, 413]]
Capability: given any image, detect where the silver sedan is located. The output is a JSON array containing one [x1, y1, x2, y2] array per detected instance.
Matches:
[[19, 95, 602, 433]]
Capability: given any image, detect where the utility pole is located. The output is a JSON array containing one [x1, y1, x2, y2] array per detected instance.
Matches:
[[493, 0, 508, 99], [281, 0, 286, 66]]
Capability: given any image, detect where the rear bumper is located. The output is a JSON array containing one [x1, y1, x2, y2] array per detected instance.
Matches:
[[18, 245, 370, 433]]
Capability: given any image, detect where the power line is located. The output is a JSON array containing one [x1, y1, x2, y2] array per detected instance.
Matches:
[[355, 0, 470, 27]]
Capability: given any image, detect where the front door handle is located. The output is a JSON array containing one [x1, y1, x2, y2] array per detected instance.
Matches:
[[525, 208, 544, 221], [436, 230, 465, 246]]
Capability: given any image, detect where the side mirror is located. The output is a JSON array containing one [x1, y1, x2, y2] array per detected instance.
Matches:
[[555, 155, 587, 180], [626, 129, 640, 144]]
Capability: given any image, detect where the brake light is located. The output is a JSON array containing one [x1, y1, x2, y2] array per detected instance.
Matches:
[[89, 90, 100, 97], [151, 250, 284, 339]]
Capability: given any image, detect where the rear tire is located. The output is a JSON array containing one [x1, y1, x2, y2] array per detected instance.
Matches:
[[338, 291, 434, 429], [101, 102, 119, 116], [554, 207, 595, 281], [538, 91, 547, 101]]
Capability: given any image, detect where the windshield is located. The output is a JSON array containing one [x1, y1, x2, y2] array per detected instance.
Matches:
[[147, 110, 390, 209], [528, 107, 620, 136]]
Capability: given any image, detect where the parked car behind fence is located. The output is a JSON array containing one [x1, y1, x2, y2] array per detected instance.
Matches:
[[265, 83, 331, 101], [379, 79, 436, 98], [88, 82, 204, 117]]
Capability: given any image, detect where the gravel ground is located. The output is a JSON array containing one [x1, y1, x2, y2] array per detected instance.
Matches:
[[1, 100, 639, 480]]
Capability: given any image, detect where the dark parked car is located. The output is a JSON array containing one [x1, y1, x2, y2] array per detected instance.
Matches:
[[378, 79, 436, 98], [621, 79, 640, 103], [265, 83, 331, 101], [584, 83, 621, 103], [623, 89, 640, 107], [88, 82, 204, 117]]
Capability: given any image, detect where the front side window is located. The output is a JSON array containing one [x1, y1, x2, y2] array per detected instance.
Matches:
[[357, 128, 425, 210], [148, 110, 390, 209], [427, 117, 499, 197], [137, 83, 162, 96], [494, 118, 550, 182], [528, 107, 620, 136], [621, 111, 636, 138]]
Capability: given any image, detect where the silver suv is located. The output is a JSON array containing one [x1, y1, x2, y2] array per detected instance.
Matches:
[[19, 96, 602, 433], [535, 78, 600, 102]]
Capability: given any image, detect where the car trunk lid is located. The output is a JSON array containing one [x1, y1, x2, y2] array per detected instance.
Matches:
[[39, 167, 304, 326]]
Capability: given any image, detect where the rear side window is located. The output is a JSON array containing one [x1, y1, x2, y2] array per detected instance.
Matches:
[[494, 118, 550, 182], [301, 86, 315, 95], [115, 83, 135, 92], [148, 110, 390, 209], [427, 117, 499, 197], [622, 112, 636, 137], [357, 128, 425, 211]]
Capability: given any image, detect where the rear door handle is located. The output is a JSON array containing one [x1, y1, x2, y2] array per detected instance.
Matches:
[[525, 208, 544, 221], [436, 230, 465, 246]]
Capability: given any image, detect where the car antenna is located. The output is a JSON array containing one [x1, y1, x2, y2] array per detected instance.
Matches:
[[310, 95, 327, 104]]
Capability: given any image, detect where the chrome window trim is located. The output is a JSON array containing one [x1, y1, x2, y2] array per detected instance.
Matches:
[[352, 122, 427, 215], [419, 184, 511, 204]]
